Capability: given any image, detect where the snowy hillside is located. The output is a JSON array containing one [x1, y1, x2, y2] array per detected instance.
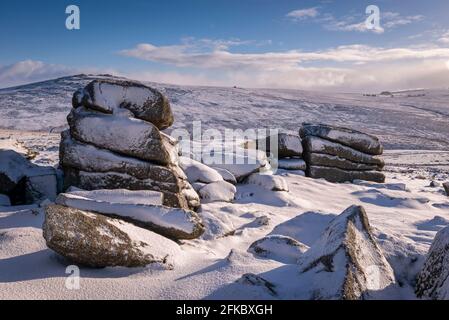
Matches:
[[1, 75, 449, 300], [1, 74, 449, 150]]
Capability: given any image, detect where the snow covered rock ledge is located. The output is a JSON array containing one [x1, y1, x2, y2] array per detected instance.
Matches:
[[43, 204, 180, 268], [416, 226, 449, 299], [249, 235, 309, 264], [244, 173, 289, 192], [297, 205, 396, 300], [72, 79, 174, 130], [55, 189, 205, 240], [67, 107, 178, 165], [300, 123, 383, 155]]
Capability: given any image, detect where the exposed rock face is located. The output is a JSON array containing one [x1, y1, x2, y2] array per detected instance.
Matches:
[[297, 205, 395, 300], [72, 79, 174, 130], [0, 150, 57, 204], [302, 136, 384, 167], [43, 204, 180, 268], [244, 173, 289, 192], [277, 158, 306, 171], [62, 80, 199, 211], [249, 235, 309, 264], [55, 190, 205, 240], [307, 166, 386, 183], [443, 182, 449, 197], [62, 167, 199, 209], [304, 153, 382, 171], [0, 194, 11, 206], [300, 124, 385, 183], [60, 131, 182, 180], [416, 226, 449, 299], [236, 273, 278, 297], [300, 123, 383, 155], [67, 108, 178, 165], [254, 133, 303, 158]]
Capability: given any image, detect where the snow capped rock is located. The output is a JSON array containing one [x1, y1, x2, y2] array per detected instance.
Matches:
[[60, 130, 183, 181], [300, 123, 383, 155], [60, 131, 198, 210], [236, 273, 278, 297], [307, 166, 386, 183], [250, 133, 303, 158], [249, 235, 309, 264], [244, 173, 289, 192], [212, 167, 237, 185], [304, 153, 382, 171], [297, 205, 395, 300], [277, 158, 306, 171], [179, 156, 223, 184], [0, 150, 38, 193], [0, 150, 57, 204], [302, 136, 385, 167], [0, 194, 11, 206], [73, 79, 174, 130], [68, 107, 178, 165], [55, 189, 204, 240], [198, 180, 236, 203], [416, 226, 449, 299], [205, 149, 270, 182], [43, 204, 180, 268], [62, 168, 196, 210]]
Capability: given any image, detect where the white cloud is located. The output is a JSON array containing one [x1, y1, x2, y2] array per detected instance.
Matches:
[[286, 7, 319, 20], [0, 60, 78, 88], [120, 40, 449, 91], [383, 13, 424, 29], [287, 9, 424, 34], [121, 42, 449, 68], [439, 31, 449, 44]]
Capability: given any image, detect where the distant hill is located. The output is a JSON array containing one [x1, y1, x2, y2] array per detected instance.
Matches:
[[1, 75, 449, 150]]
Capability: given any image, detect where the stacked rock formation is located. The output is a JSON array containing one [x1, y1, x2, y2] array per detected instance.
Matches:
[[60, 79, 199, 210], [300, 123, 385, 183]]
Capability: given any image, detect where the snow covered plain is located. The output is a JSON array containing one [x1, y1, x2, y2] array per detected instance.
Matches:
[[1, 75, 449, 299]]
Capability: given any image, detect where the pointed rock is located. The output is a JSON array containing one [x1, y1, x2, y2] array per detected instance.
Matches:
[[443, 182, 449, 197], [416, 226, 449, 299], [297, 205, 395, 300]]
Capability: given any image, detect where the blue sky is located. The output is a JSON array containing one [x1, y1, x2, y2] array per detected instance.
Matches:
[[1, 0, 449, 90]]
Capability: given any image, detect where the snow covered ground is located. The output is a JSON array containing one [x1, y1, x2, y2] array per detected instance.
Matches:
[[1, 75, 449, 300]]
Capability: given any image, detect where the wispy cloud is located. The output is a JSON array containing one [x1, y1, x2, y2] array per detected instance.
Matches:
[[121, 41, 449, 68], [287, 8, 425, 34], [439, 30, 449, 44], [120, 39, 449, 91], [286, 7, 320, 21], [0, 60, 78, 88]]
